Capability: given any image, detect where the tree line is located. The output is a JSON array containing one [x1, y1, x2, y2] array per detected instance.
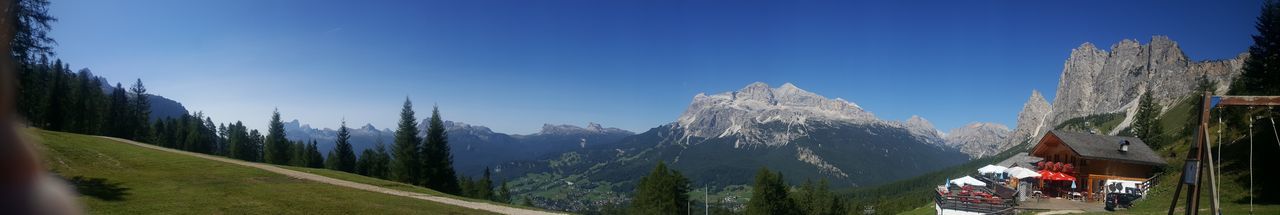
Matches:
[[13, 56, 504, 201], [17, 56, 154, 142], [622, 162, 847, 215]]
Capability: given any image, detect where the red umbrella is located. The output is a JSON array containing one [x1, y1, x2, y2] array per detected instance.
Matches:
[[1038, 170, 1057, 180]]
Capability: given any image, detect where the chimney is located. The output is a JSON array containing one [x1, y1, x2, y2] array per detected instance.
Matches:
[[1119, 140, 1130, 153]]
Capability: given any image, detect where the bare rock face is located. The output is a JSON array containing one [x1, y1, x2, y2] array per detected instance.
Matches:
[[1001, 90, 1053, 150], [900, 115, 945, 146], [675, 82, 881, 147], [1049, 36, 1245, 126], [943, 122, 1011, 158]]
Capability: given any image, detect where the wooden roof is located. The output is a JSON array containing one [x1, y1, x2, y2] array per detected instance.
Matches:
[[1032, 130, 1167, 166]]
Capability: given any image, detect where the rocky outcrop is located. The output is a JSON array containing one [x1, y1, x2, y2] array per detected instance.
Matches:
[[943, 122, 1011, 158], [1001, 90, 1053, 150], [900, 115, 945, 146], [675, 82, 880, 146], [1049, 36, 1245, 126]]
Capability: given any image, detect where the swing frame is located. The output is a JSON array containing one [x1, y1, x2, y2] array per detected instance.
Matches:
[[1167, 92, 1280, 215]]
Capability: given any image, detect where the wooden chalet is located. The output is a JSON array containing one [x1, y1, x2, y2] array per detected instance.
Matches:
[[1029, 130, 1167, 200]]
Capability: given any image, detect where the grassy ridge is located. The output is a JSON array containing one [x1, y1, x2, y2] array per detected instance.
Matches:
[[33, 129, 493, 214]]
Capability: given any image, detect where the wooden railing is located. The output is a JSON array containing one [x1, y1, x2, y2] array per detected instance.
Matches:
[[935, 190, 1015, 214]]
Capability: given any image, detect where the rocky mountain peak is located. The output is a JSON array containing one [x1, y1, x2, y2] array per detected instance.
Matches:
[[677, 82, 890, 146], [1000, 90, 1054, 151], [1049, 36, 1242, 126], [943, 122, 1011, 158]]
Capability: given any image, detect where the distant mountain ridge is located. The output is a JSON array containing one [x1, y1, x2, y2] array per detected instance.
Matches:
[[943, 122, 1011, 158], [282, 119, 633, 176]]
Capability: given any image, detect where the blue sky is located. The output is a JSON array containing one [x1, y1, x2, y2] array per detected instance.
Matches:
[[50, 0, 1262, 134]]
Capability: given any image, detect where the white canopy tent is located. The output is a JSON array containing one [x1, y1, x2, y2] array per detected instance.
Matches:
[[977, 165, 1008, 174], [950, 176, 987, 187], [1006, 167, 1041, 179]]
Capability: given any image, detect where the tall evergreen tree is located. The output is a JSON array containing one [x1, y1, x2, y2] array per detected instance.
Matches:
[[746, 167, 797, 215], [1231, 0, 1280, 97], [17, 56, 50, 125], [327, 120, 358, 173], [151, 119, 167, 146], [12, 0, 56, 125], [248, 129, 265, 162], [628, 162, 691, 214], [306, 140, 325, 168], [10, 0, 57, 65], [104, 83, 130, 138], [391, 98, 423, 184], [264, 109, 291, 165], [44, 61, 69, 131], [422, 105, 460, 194], [130, 79, 151, 141], [72, 68, 104, 134], [1132, 87, 1163, 148]]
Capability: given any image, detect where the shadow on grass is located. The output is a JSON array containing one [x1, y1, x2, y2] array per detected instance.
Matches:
[[68, 176, 130, 201]]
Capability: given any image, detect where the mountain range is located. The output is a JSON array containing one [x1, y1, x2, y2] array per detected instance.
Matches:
[[281, 119, 634, 176], [252, 35, 1246, 213]]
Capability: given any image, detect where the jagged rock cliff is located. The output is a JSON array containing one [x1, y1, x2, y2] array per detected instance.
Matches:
[[1001, 36, 1244, 149], [943, 122, 1011, 158], [1001, 91, 1053, 150], [1050, 36, 1245, 126], [675, 82, 881, 147]]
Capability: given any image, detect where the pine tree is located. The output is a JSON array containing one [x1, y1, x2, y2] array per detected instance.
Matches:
[[13, 0, 57, 125], [422, 105, 460, 194], [391, 98, 423, 184], [475, 167, 494, 200], [249, 129, 265, 162], [747, 167, 797, 215], [44, 61, 69, 131], [152, 119, 167, 146], [628, 162, 691, 214], [130, 79, 151, 141], [104, 83, 130, 138], [307, 140, 325, 168], [459, 176, 475, 198], [11, 0, 56, 66], [71, 68, 104, 134], [1132, 87, 1163, 148], [497, 181, 512, 203], [264, 109, 291, 165], [328, 120, 358, 173], [17, 56, 50, 126], [1231, 0, 1280, 96], [290, 140, 307, 167]]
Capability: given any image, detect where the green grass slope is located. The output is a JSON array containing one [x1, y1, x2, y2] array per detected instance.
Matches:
[[1087, 97, 1280, 214], [33, 129, 494, 214]]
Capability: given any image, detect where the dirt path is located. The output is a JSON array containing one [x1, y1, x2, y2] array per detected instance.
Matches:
[[97, 136, 562, 215]]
